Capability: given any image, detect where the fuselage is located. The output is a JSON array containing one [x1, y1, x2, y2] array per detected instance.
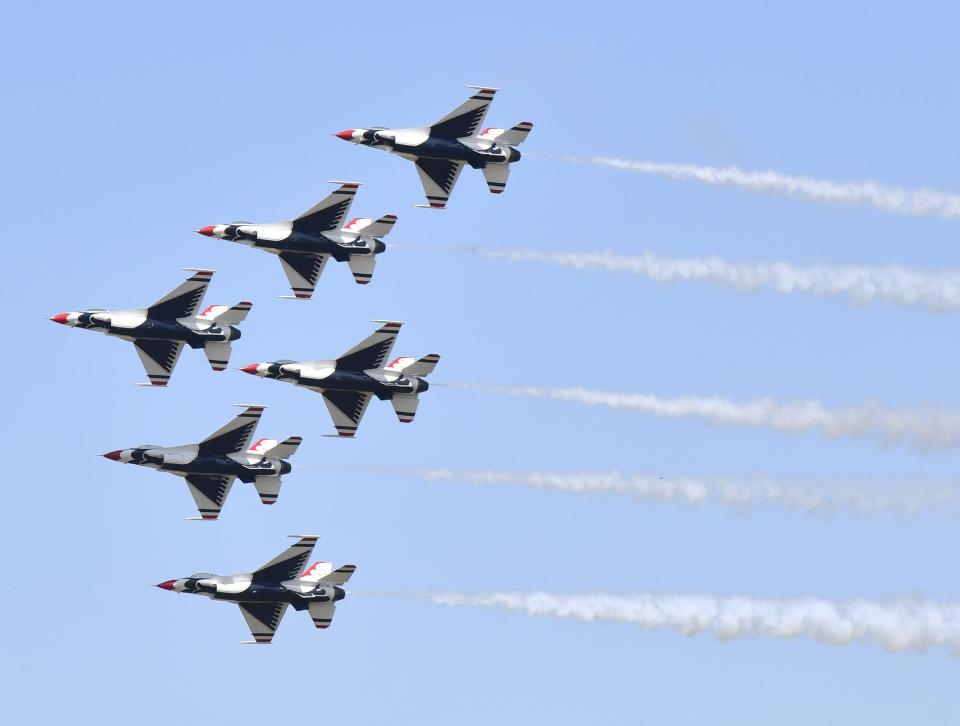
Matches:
[[252, 360, 429, 400], [354, 126, 520, 169], [56, 309, 240, 348], [165, 573, 345, 610], [110, 445, 290, 483], [206, 223, 386, 262]]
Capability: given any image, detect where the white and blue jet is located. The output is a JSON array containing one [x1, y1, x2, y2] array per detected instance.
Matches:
[[241, 320, 439, 437], [197, 181, 396, 298], [50, 268, 250, 386], [156, 535, 355, 643], [335, 86, 533, 208], [103, 405, 301, 520]]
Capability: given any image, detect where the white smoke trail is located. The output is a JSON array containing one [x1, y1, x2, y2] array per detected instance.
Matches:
[[452, 383, 960, 452], [392, 467, 957, 516], [473, 247, 960, 311], [552, 155, 960, 219], [421, 591, 960, 653]]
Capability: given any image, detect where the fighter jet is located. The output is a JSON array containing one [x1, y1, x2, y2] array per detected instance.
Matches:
[[49, 268, 250, 386], [196, 181, 396, 299], [241, 320, 439, 437], [102, 404, 301, 520], [156, 535, 355, 643], [335, 86, 533, 208]]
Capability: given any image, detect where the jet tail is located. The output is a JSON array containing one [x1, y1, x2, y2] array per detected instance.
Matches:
[[386, 354, 441, 377], [198, 301, 253, 325], [341, 215, 397, 238], [478, 121, 533, 146], [248, 436, 303, 459]]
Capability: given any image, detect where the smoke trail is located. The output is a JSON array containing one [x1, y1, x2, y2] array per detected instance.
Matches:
[[390, 467, 957, 515], [420, 592, 960, 653], [452, 383, 960, 452], [473, 247, 960, 311], [548, 155, 960, 218]]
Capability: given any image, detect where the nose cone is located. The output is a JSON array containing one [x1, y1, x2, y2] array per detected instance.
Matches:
[[156, 580, 176, 591], [50, 313, 70, 325], [241, 363, 260, 375], [196, 225, 215, 237], [102, 450, 123, 461], [335, 129, 355, 141]]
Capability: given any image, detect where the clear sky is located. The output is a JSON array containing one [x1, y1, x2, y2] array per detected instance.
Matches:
[[5, 1, 960, 723]]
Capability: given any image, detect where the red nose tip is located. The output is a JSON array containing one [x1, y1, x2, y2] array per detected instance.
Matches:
[[335, 129, 355, 141], [240, 363, 260, 375], [50, 313, 69, 324], [156, 580, 176, 591], [196, 226, 215, 237], [102, 450, 123, 461]]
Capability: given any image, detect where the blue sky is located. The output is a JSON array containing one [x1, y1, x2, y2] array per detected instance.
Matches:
[[5, 1, 960, 723]]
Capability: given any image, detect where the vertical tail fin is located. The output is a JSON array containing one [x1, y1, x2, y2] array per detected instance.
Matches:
[[387, 354, 440, 377], [198, 301, 253, 325], [341, 215, 397, 237], [478, 121, 534, 146], [248, 436, 303, 459]]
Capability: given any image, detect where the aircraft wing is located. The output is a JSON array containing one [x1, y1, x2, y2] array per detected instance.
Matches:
[[134, 339, 185, 386], [278, 252, 328, 300], [185, 474, 235, 520], [147, 269, 213, 320], [415, 159, 464, 209], [239, 602, 289, 644], [198, 405, 264, 456], [336, 320, 402, 371], [431, 87, 497, 139], [291, 183, 359, 234], [321, 391, 373, 438], [252, 535, 318, 583]]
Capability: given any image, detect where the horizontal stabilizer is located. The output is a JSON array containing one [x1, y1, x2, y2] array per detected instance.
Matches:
[[341, 214, 397, 237], [391, 394, 420, 423], [478, 121, 533, 146], [481, 164, 510, 194], [307, 601, 336, 630], [203, 341, 232, 372], [397, 353, 440, 377], [346, 255, 377, 285], [253, 476, 282, 505], [317, 564, 357, 586]]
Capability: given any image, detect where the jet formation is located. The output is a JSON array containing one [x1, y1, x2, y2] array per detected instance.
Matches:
[[336, 86, 532, 208], [103, 405, 301, 520], [156, 535, 355, 643], [241, 320, 439, 437], [50, 269, 250, 386], [197, 181, 396, 299], [55, 86, 528, 642]]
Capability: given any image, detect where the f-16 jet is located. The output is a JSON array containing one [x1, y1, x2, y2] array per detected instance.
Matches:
[[49, 269, 250, 386], [196, 181, 396, 299], [156, 535, 355, 643], [241, 320, 439, 437], [335, 86, 532, 208], [102, 404, 301, 520]]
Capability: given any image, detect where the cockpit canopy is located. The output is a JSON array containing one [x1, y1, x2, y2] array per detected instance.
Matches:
[[188, 572, 215, 579]]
